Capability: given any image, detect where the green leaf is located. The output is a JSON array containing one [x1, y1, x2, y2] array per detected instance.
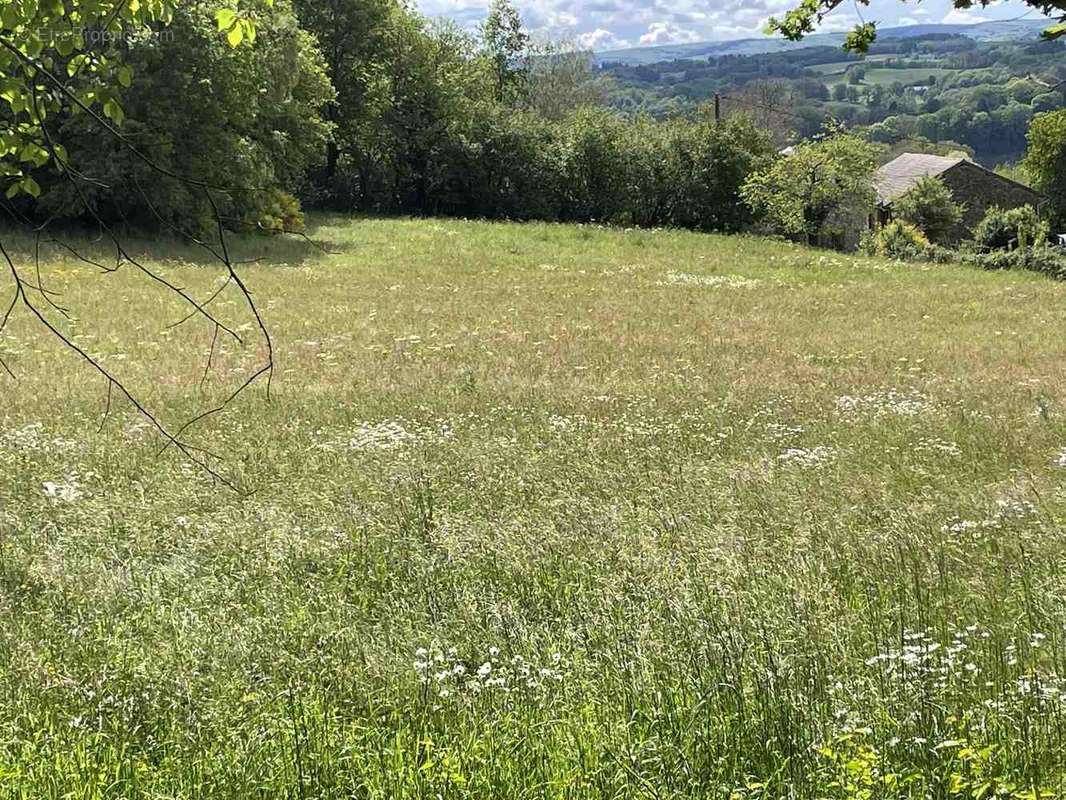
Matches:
[[18, 143, 49, 167], [1043, 22, 1066, 40], [67, 54, 88, 78], [117, 65, 132, 88], [21, 176, 40, 198], [226, 22, 244, 47], [0, 6, 19, 31], [5, 182, 20, 200], [103, 97, 125, 125], [215, 7, 237, 31]]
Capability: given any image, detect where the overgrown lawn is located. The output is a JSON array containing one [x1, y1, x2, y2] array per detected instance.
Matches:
[[2, 217, 1066, 798]]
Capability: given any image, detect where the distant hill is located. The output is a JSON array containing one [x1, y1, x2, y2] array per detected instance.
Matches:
[[593, 19, 1052, 66]]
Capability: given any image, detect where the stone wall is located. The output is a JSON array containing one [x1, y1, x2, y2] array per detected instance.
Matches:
[[940, 162, 1046, 242]]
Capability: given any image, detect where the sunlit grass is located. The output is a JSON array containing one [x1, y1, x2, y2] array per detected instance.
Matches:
[[2, 216, 1066, 798]]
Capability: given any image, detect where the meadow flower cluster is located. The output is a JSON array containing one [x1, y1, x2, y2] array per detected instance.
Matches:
[[657, 271, 761, 288], [777, 445, 836, 468], [41, 473, 84, 502], [913, 436, 963, 457], [0, 423, 80, 454], [765, 422, 805, 441], [315, 417, 455, 453], [940, 498, 1038, 537], [860, 625, 1066, 725], [413, 645, 567, 705], [837, 388, 936, 418]]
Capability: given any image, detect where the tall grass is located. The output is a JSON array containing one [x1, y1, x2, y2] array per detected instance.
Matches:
[[1, 217, 1065, 797]]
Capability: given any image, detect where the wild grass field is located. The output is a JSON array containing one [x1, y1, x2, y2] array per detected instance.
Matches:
[[821, 66, 956, 88], [2, 216, 1066, 798], [860, 67, 955, 86]]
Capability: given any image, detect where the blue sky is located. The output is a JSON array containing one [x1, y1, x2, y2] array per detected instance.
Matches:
[[416, 0, 1050, 51]]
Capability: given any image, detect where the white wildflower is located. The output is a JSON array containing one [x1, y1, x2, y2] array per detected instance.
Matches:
[[657, 271, 760, 289], [42, 475, 82, 503], [777, 445, 835, 468]]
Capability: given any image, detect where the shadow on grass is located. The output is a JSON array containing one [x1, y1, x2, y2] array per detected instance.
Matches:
[[0, 213, 359, 270]]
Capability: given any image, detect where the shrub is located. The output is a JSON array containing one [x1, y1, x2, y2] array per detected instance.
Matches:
[[971, 205, 1050, 253], [861, 220, 931, 260], [622, 113, 773, 232], [670, 113, 773, 233], [558, 108, 630, 223], [434, 106, 564, 221], [246, 190, 306, 234], [892, 176, 964, 244], [962, 245, 1066, 278]]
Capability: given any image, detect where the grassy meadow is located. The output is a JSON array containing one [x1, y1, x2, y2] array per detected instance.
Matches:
[[3, 216, 1066, 798]]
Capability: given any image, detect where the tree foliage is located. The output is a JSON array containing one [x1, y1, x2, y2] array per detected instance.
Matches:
[[35, 0, 333, 233], [1023, 109, 1066, 227], [481, 0, 528, 104], [0, 0, 272, 200], [742, 126, 881, 246], [524, 43, 612, 121], [893, 176, 965, 244]]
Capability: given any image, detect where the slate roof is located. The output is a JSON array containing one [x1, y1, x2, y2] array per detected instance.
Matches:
[[873, 153, 966, 205]]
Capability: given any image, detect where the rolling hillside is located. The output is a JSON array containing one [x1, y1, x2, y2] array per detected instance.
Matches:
[[594, 18, 1051, 66]]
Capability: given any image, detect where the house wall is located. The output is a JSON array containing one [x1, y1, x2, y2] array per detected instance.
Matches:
[[940, 162, 1045, 242]]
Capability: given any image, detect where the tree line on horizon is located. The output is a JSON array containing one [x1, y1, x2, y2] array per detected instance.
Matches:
[[3, 0, 1065, 244]]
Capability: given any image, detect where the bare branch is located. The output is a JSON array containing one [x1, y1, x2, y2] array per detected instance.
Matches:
[[99, 379, 113, 434], [0, 29, 283, 491], [0, 237, 242, 490], [26, 81, 247, 345]]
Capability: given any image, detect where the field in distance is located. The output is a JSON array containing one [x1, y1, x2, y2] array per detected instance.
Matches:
[[2, 217, 1066, 797]]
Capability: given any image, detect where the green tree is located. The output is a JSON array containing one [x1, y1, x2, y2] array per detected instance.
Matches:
[[481, 0, 529, 104], [291, 0, 395, 188], [37, 0, 333, 234], [893, 176, 965, 244], [741, 126, 881, 248], [385, 17, 495, 213], [524, 42, 611, 120], [0, 0, 267, 201], [1023, 109, 1066, 227]]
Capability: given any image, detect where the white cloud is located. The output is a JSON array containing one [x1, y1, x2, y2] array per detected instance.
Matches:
[[811, 13, 860, 32], [576, 28, 631, 49], [416, 0, 1041, 53], [639, 20, 701, 45], [942, 8, 991, 25]]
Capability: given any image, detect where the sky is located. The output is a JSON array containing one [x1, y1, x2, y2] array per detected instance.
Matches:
[[415, 0, 1050, 52]]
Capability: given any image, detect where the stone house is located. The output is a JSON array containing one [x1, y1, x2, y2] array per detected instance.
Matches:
[[873, 153, 1047, 243]]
